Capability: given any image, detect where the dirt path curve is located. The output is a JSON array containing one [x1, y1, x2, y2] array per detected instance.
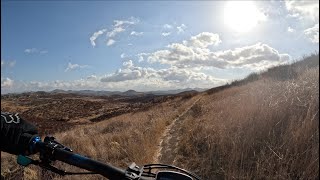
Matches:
[[153, 97, 202, 164]]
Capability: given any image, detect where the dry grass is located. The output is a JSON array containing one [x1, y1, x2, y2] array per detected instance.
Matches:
[[1, 54, 318, 180], [174, 57, 319, 179], [0, 95, 199, 180]]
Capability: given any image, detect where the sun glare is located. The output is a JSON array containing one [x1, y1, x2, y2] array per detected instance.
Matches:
[[224, 1, 265, 33]]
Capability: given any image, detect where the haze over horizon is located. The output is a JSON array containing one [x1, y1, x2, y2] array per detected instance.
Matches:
[[1, 1, 319, 94]]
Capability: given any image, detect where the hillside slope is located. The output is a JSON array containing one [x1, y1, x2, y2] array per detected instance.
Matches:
[[172, 54, 319, 179], [1, 54, 318, 180]]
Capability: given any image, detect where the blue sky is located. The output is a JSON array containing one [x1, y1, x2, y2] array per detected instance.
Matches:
[[1, 1, 319, 93]]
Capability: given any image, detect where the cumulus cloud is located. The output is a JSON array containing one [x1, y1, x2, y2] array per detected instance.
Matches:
[[1, 56, 228, 93], [183, 32, 221, 48], [65, 62, 89, 72], [130, 31, 144, 36], [1, 77, 14, 88], [214, 43, 290, 69], [136, 53, 149, 62], [145, 32, 290, 71], [101, 60, 152, 82], [304, 23, 319, 43], [106, 39, 116, 46], [285, 1, 319, 21], [157, 66, 224, 85], [177, 24, 187, 34], [100, 59, 225, 89], [90, 29, 107, 47], [24, 48, 48, 54], [86, 75, 98, 80]]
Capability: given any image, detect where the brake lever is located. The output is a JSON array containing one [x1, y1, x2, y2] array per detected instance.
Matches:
[[125, 163, 141, 179], [43, 136, 73, 152], [38, 136, 73, 163]]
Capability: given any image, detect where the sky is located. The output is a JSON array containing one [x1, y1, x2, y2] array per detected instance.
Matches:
[[1, 1, 319, 94]]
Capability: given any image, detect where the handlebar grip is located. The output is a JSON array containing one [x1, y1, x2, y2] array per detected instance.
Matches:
[[35, 141, 127, 179], [54, 149, 127, 179]]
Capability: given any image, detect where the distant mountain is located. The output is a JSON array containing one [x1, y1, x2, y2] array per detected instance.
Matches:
[[1, 88, 207, 97], [50, 89, 122, 96], [122, 90, 144, 96], [48, 88, 207, 96]]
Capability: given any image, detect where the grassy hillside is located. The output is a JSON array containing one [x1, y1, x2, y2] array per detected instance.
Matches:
[[174, 54, 319, 179], [1, 54, 318, 179]]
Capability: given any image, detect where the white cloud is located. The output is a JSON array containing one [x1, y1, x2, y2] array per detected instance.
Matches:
[[65, 62, 89, 72], [87, 75, 98, 80], [162, 32, 171, 37], [120, 53, 126, 58], [130, 31, 144, 36], [90, 17, 140, 47], [183, 32, 221, 48], [1, 60, 16, 68], [107, 27, 125, 38], [108, 17, 140, 37], [1, 77, 14, 88], [90, 29, 107, 47], [287, 26, 295, 32], [145, 32, 290, 71], [106, 39, 116, 46], [24, 48, 38, 53], [163, 24, 173, 29], [24, 48, 48, 54], [285, 1, 319, 21], [122, 60, 134, 68], [113, 16, 140, 27], [177, 24, 187, 34], [100, 60, 225, 89], [101, 60, 153, 82], [214, 43, 290, 70], [304, 23, 319, 43], [137, 53, 149, 62]]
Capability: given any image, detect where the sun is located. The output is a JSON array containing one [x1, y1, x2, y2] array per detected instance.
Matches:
[[224, 1, 265, 33]]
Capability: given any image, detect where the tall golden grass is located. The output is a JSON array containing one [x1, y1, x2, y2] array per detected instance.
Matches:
[[174, 55, 319, 179]]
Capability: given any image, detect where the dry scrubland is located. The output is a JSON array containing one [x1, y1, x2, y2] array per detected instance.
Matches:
[[1, 54, 319, 180], [1, 94, 201, 180]]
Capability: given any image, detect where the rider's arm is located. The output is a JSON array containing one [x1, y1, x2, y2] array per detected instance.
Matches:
[[1, 112, 39, 155]]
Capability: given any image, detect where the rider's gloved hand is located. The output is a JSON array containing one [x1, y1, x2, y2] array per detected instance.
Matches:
[[1, 112, 39, 155]]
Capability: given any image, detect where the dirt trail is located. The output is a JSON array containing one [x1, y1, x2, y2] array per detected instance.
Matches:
[[153, 97, 201, 164]]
